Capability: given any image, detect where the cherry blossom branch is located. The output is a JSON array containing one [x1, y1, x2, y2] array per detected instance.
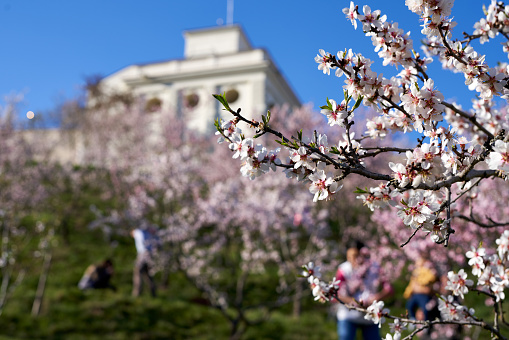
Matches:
[[412, 169, 502, 191], [401, 325, 429, 340], [448, 178, 482, 208], [442, 101, 494, 139], [438, 27, 467, 66], [413, 59, 430, 81], [460, 32, 482, 46], [456, 214, 509, 229], [330, 57, 411, 118], [218, 98, 505, 193], [329, 292, 508, 340], [360, 146, 412, 158], [438, 186, 453, 247]]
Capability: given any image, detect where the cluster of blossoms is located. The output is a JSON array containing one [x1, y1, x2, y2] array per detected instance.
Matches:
[[343, 2, 414, 68], [473, 0, 509, 47], [464, 232, 508, 302], [420, 10, 509, 103], [487, 139, 509, 176], [364, 300, 389, 328], [404, 0, 455, 35], [395, 190, 441, 232], [387, 319, 408, 340], [302, 262, 340, 302], [216, 112, 342, 202], [217, 119, 282, 180], [438, 295, 477, 323], [302, 262, 390, 328], [445, 268, 473, 299], [400, 79, 445, 133], [439, 231, 509, 325], [355, 182, 393, 211], [439, 41, 507, 100], [320, 98, 349, 128]]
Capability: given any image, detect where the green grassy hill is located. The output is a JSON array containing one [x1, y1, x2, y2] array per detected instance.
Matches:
[[0, 227, 338, 340]]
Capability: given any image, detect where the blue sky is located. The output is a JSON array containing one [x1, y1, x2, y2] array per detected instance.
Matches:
[[1, 0, 505, 124]]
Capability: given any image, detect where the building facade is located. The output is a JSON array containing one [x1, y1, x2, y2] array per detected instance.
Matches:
[[99, 25, 300, 134]]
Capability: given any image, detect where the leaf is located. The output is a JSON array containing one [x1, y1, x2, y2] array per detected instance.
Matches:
[[214, 118, 225, 134], [212, 93, 231, 111], [352, 96, 364, 110], [330, 146, 341, 155], [276, 138, 289, 147], [353, 187, 369, 194]]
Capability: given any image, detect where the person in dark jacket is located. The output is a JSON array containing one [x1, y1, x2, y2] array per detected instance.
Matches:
[[78, 259, 116, 291]]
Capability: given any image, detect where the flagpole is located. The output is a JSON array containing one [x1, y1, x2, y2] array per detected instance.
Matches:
[[227, 0, 234, 25]]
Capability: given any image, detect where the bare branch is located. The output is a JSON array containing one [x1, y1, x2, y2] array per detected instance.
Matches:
[[400, 226, 422, 247], [456, 214, 509, 228]]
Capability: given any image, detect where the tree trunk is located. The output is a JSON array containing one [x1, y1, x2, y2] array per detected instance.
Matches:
[[230, 319, 245, 340], [292, 281, 303, 318], [31, 252, 52, 316], [0, 268, 11, 316]]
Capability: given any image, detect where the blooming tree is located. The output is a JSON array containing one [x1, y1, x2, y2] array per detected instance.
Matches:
[[0, 95, 62, 316], [214, 1, 509, 338], [173, 172, 333, 340], [77, 91, 340, 338]]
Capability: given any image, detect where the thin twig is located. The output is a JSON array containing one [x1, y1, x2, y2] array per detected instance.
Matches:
[[400, 226, 422, 247]]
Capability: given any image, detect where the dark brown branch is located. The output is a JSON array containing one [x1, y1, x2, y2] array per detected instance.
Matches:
[[456, 214, 509, 228], [413, 169, 501, 191], [461, 32, 482, 46], [439, 27, 467, 66], [400, 226, 422, 247], [360, 146, 412, 158], [442, 101, 494, 139], [440, 178, 482, 212]]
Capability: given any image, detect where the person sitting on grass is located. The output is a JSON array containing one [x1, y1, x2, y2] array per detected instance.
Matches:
[[78, 259, 116, 291]]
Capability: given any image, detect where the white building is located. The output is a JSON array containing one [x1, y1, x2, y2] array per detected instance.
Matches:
[[22, 25, 300, 165], [99, 25, 300, 134]]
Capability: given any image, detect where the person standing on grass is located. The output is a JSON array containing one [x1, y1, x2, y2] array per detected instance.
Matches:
[[334, 240, 393, 340], [404, 255, 439, 321], [131, 226, 158, 297]]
